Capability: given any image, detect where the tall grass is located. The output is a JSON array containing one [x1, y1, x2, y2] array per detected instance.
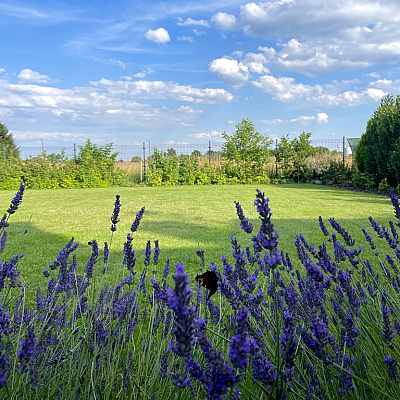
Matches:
[[1, 183, 400, 399]]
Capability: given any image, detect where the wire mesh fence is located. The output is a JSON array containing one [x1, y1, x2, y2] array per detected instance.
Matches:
[[16, 138, 349, 161]]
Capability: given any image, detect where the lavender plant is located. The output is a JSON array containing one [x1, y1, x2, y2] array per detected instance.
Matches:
[[1, 184, 400, 399]]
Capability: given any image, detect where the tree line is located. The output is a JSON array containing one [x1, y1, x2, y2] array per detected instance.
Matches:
[[2, 93, 400, 191]]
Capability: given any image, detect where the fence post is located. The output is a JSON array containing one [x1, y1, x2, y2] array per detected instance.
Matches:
[[208, 141, 211, 164], [343, 136, 345, 167], [142, 142, 146, 182], [275, 138, 278, 178]]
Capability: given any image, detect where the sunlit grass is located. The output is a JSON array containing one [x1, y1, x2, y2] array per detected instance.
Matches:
[[0, 184, 394, 293]]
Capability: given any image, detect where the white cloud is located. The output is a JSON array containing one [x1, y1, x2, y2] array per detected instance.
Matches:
[[145, 27, 170, 43], [18, 68, 51, 83], [211, 12, 237, 30], [209, 58, 250, 87], [252, 74, 400, 106], [177, 17, 209, 27], [190, 130, 223, 140], [261, 112, 328, 125], [92, 79, 234, 104], [178, 35, 194, 43], [109, 59, 126, 69], [0, 74, 233, 133], [205, 1, 400, 76], [133, 68, 154, 79]]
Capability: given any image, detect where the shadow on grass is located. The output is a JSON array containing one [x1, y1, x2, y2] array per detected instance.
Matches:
[[3, 203, 398, 307]]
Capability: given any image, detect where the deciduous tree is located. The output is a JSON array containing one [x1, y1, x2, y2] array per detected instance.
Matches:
[[221, 118, 272, 182]]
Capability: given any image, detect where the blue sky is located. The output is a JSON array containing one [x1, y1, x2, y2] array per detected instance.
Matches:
[[1, 0, 400, 149]]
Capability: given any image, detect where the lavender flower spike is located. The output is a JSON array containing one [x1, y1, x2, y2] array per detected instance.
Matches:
[[234, 200, 253, 233], [388, 187, 400, 226], [17, 325, 36, 372], [110, 195, 121, 232], [131, 206, 145, 233], [167, 262, 196, 357], [7, 182, 25, 215]]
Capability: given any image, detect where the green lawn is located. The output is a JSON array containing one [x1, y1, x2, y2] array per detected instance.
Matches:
[[0, 184, 395, 293]]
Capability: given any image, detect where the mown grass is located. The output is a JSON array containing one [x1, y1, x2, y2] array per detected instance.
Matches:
[[2, 183, 400, 399], [0, 183, 394, 294]]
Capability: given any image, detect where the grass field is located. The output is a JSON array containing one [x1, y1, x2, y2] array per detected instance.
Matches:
[[0, 183, 394, 293], [2, 183, 400, 399]]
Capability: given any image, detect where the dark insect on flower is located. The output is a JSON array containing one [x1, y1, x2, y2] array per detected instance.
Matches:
[[196, 270, 218, 300]]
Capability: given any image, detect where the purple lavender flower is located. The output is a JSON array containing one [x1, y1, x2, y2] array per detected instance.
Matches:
[[361, 228, 376, 250], [167, 262, 196, 358], [153, 239, 160, 265], [252, 189, 279, 253], [384, 355, 399, 381], [229, 308, 251, 371], [318, 216, 329, 236], [388, 188, 400, 226], [103, 242, 109, 264], [7, 182, 25, 215], [0, 304, 10, 336], [159, 348, 170, 377], [329, 218, 355, 246], [17, 325, 36, 372], [0, 213, 8, 230], [110, 194, 121, 232], [85, 240, 98, 279], [130, 206, 145, 233], [0, 231, 6, 256], [234, 200, 253, 233], [144, 240, 151, 266], [163, 258, 170, 278], [123, 234, 136, 273], [280, 310, 298, 375], [196, 249, 205, 271], [195, 317, 239, 398], [381, 291, 394, 344]]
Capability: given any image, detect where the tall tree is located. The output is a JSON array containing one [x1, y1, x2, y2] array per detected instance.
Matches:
[[356, 94, 400, 187], [0, 123, 20, 159], [221, 118, 272, 182]]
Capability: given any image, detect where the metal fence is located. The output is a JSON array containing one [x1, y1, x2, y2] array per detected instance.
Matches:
[[16, 138, 348, 162]]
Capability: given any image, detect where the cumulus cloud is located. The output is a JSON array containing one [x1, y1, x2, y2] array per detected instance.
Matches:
[[209, 51, 269, 86], [207, 1, 400, 76], [209, 58, 250, 87], [177, 17, 209, 27], [18, 68, 51, 83], [145, 27, 170, 43], [92, 79, 234, 104], [211, 12, 237, 30], [189, 130, 223, 140], [251, 74, 398, 106], [0, 73, 234, 133]]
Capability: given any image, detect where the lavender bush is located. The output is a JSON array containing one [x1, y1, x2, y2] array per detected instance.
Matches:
[[1, 183, 400, 399]]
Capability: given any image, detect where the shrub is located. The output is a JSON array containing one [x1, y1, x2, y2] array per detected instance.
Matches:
[[2, 185, 400, 398]]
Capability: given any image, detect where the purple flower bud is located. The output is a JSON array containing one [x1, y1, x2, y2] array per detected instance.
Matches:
[[7, 182, 25, 215], [234, 200, 253, 233], [131, 206, 145, 233], [110, 195, 121, 232]]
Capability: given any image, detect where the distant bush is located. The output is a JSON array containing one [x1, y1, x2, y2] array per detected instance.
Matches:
[[0, 140, 128, 189]]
